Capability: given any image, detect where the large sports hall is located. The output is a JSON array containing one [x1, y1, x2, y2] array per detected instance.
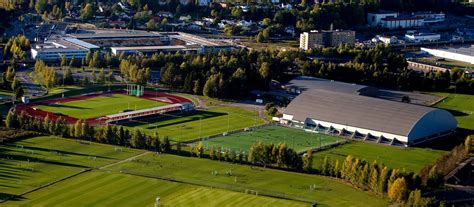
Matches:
[[281, 76, 457, 146]]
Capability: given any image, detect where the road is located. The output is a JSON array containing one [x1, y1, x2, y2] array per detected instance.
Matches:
[[16, 68, 46, 97]]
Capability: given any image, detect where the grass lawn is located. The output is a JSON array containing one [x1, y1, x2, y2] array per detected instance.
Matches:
[[121, 106, 264, 142], [36, 94, 168, 119], [312, 142, 447, 172], [0, 89, 13, 97], [5, 171, 306, 207], [416, 57, 474, 69], [432, 93, 474, 131], [47, 86, 84, 96], [200, 125, 343, 153], [0, 136, 143, 196], [108, 154, 388, 206]]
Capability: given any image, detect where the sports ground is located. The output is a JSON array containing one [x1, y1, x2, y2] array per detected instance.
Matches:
[[311, 141, 447, 172], [108, 153, 388, 206], [199, 125, 343, 153], [0, 136, 142, 196], [8, 171, 305, 207], [121, 106, 264, 142], [433, 93, 474, 131], [36, 94, 168, 120], [15, 90, 192, 124], [1, 136, 388, 206]]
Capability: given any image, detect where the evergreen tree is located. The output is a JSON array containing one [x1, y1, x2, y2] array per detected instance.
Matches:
[[161, 136, 170, 152]]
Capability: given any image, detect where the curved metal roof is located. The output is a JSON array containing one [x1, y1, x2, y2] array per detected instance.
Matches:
[[283, 89, 455, 138]]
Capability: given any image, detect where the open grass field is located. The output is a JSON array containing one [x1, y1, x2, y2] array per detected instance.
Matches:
[[108, 153, 388, 206], [200, 125, 343, 153], [0, 136, 142, 197], [312, 142, 447, 172], [433, 93, 474, 131], [4, 171, 306, 207], [36, 94, 168, 119], [122, 106, 264, 142], [416, 57, 473, 69]]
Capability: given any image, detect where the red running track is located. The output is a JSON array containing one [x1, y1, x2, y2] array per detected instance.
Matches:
[[15, 90, 193, 125]]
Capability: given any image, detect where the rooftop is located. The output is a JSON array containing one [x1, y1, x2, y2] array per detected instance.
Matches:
[[284, 89, 451, 137], [285, 76, 377, 95], [423, 45, 474, 57]]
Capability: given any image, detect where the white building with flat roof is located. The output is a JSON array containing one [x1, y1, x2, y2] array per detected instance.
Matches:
[[31, 38, 99, 61], [421, 45, 474, 64], [405, 32, 440, 42]]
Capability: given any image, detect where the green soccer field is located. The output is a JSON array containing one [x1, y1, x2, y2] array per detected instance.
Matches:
[[199, 125, 343, 153], [121, 106, 265, 142], [5, 171, 306, 207], [0, 136, 143, 197], [108, 154, 388, 206], [433, 93, 474, 131], [36, 94, 168, 119], [312, 142, 447, 172]]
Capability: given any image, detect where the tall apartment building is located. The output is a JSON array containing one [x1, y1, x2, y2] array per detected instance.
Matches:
[[299, 30, 355, 50]]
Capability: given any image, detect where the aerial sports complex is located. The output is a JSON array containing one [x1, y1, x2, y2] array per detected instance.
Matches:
[[281, 76, 457, 146], [15, 87, 194, 125]]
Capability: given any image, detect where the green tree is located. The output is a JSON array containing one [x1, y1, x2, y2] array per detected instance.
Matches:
[[131, 130, 146, 148], [80, 3, 94, 20], [147, 19, 157, 30], [259, 62, 270, 80], [74, 120, 83, 138], [209, 146, 216, 160], [161, 136, 170, 152], [303, 149, 313, 172], [6, 66, 15, 81], [333, 159, 340, 177], [426, 165, 443, 189], [35, 0, 46, 14], [11, 76, 20, 91], [60, 55, 67, 67], [193, 79, 202, 95], [378, 166, 390, 194], [5, 110, 16, 128]]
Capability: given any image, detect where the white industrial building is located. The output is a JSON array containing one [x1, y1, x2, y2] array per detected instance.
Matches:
[[367, 11, 399, 27], [282, 77, 457, 146], [31, 30, 233, 61], [413, 12, 445, 24], [31, 38, 99, 61], [405, 32, 441, 42], [368, 11, 444, 29], [421, 45, 474, 64]]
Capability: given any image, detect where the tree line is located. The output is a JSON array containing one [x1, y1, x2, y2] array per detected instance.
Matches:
[[190, 139, 451, 206], [33, 44, 474, 96], [4, 110, 172, 152], [3, 34, 30, 61]]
